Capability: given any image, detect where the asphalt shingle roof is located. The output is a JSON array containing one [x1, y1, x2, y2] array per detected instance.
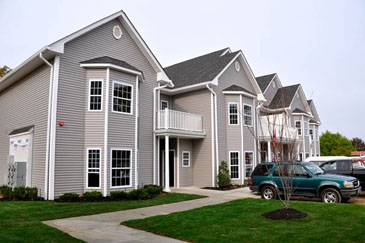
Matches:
[[223, 84, 255, 95], [268, 84, 300, 109], [256, 73, 276, 92], [80, 56, 142, 73], [292, 108, 307, 114], [164, 48, 239, 89]]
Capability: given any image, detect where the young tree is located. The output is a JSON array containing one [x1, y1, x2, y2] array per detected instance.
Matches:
[[351, 137, 365, 151], [217, 161, 231, 188]]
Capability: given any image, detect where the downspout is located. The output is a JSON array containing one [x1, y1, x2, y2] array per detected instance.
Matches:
[[153, 84, 169, 185], [40, 52, 53, 200], [255, 101, 264, 164], [240, 95, 244, 184], [134, 76, 139, 189], [103, 68, 110, 196], [206, 84, 218, 187]]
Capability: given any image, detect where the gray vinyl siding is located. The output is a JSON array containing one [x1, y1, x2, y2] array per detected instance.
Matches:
[[216, 60, 257, 167], [263, 77, 280, 105], [242, 96, 255, 152], [0, 65, 50, 197], [54, 18, 157, 197], [84, 69, 107, 191], [178, 138, 193, 187], [108, 70, 136, 190], [172, 89, 212, 187]]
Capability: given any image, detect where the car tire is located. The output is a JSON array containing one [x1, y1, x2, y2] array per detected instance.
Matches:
[[261, 185, 277, 200], [321, 188, 341, 203]]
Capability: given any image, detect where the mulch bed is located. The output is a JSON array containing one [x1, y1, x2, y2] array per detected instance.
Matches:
[[262, 208, 307, 220], [202, 185, 246, 191]]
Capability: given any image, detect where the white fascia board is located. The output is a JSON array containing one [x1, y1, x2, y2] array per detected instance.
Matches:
[[220, 48, 232, 56], [161, 81, 214, 95], [80, 63, 144, 81], [222, 90, 257, 99]]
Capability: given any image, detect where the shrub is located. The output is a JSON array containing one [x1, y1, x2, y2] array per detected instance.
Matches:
[[217, 160, 231, 188], [144, 184, 163, 197], [0, 185, 13, 199], [128, 189, 149, 200], [83, 191, 103, 202], [13, 187, 27, 200], [110, 190, 128, 200], [25, 187, 38, 200], [59, 192, 80, 202]]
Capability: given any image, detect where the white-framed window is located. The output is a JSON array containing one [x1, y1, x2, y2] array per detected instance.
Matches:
[[182, 151, 191, 167], [112, 81, 133, 114], [228, 102, 239, 125], [315, 128, 319, 141], [304, 121, 309, 136], [87, 148, 101, 188], [243, 104, 253, 126], [111, 149, 132, 187], [295, 121, 302, 136], [309, 129, 314, 140], [229, 151, 240, 179], [161, 100, 169, 110], [89, 80, 103, 111], [244, 151, 254, 178]]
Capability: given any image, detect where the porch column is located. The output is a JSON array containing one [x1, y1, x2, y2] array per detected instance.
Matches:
[[164, 135, 171, 192], [267, 141, 272, 162]]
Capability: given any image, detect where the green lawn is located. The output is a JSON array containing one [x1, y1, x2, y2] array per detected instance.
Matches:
[[123, 198, 365, 243], [0, 193, 204, 242]]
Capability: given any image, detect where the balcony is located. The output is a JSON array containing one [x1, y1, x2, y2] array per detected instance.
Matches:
[[156, 109, 206, 138], [258, 117, 298, 142]]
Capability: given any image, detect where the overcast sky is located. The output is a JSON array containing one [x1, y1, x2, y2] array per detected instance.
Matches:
[[1, 0, 364, 140]]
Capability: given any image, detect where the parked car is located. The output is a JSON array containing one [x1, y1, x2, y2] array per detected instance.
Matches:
[[249, 162, 361, 203], [314, 158, 365, 191]]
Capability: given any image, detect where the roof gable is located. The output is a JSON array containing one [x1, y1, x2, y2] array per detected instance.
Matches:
[[256, 73, 276, 92], [268, 84, 300, 109]]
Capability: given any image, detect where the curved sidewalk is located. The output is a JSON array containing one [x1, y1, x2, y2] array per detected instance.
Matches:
[[44, 187, 259, 243]]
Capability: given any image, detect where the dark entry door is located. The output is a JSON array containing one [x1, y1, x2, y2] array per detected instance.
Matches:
[[169, 151, 175, 187]]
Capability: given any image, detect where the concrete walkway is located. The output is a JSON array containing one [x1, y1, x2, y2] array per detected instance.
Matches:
[[44, 187, 259, 243]]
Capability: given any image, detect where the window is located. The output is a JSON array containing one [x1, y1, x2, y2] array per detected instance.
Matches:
[[182, 151, 190, 167], [112, 81, 133, 114], [243, 105, 253, 126], [297, 153, 303, 162], [309, 129, 314, 140], [304, 121, 309, 136], [228, 103, 238, 125], [295, 121, 302, 136], [229, 151, 240, 179], [89, 80, 103, 111], [161, 100, 168, 110], [244, 152, 254, 177], [315, 128, 319, 141], [87, 149, 101, 188], [111, 149, 131, 187]]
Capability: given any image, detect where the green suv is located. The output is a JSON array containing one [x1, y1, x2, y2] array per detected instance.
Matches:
[[249, 162, 361, 203]]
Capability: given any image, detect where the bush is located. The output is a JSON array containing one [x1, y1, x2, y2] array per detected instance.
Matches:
[[83, 191, 103, 202], [0, 185, 13, 199], [144, 184, 163, 197], [128, 189, 149, 200], [110, 190, 128, 201], [59, 192, 80, 202], [217, 160, 231, 188], [25, 187, 38, 200]]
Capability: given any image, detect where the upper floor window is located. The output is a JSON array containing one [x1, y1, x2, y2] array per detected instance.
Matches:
[[182, 151, 191, 167], [112, 81, 133, 114], [228, 102, 239, 125], [295, 121, 302, 136], [309, 129, 314, 140], [243, 104, 253, 126], [161, 100, 169, 110], [89, 80, 103, 111]]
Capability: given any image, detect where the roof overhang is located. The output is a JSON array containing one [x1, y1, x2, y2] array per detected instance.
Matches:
[[161, 81, 213, 95], [80, 63, 144, 81], [222, 90, 257, 99]]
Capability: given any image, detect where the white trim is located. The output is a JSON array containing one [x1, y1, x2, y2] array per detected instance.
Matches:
[[88, 79, 104, 112], [295, 120, 302, 136], [111, 80, 134, 115], [210, 92, 215, 186], [103, 68, 110, 196], [243, 103, 253, 127], [220, 48, 231, 56], [161, 100, 169, 110], [222, 90, 257, 99], [182, 151, 191, 167], [134, 76, 139, 189], [80, 63, 144, 81], [86, 148, 102, 189], [244, 151, 254, 180], [228, 102, 239, 125], [240, 96, 244, 185], [110, 148, 133, 188], [177, 138, 180, 188], [161, 81, 214, 95], [229, 151, 240, 180]]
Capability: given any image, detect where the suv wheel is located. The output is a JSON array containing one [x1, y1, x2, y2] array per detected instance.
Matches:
[[261, 185, 277, 200], [321, 188, 341, 203]]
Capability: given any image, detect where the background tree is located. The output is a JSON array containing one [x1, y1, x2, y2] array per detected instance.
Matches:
[[351, 137, 365, 151], [320, 131, 355, 156], [0, 65, 11, 78]]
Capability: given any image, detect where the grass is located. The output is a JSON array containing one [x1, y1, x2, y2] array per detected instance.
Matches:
[[123, 198, 365, 243], [0, 193, 204, 242]]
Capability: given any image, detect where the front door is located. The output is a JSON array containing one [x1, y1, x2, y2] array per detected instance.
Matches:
[[162, 150, 175, 187], [16, 162, 27, 187]]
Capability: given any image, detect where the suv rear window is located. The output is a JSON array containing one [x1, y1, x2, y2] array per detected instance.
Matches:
[[251, 164, 273, 176]]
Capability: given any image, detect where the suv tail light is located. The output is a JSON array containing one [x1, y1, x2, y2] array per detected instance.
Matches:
[[249, 177, 253, 184]]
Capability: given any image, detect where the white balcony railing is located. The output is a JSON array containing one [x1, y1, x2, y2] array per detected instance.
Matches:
[[258, 117, 298, 141], [157, 109, 203, 132]]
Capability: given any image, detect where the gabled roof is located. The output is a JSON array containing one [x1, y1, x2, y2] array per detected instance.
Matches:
[[256, 73, 276, 92], [80, 56, 141, 72], [0, 10, 172, 92], [164, 48, 238, 89], [222, 84, 254, 94], [268, 84, 300, 109], [307, 99, 321, 124], [292, 108, 308, 114]]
